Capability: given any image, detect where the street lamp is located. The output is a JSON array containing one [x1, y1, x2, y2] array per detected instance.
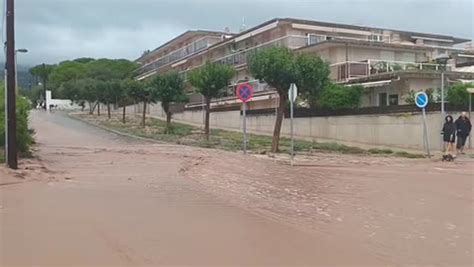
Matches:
[[15, 48, 28, 92]]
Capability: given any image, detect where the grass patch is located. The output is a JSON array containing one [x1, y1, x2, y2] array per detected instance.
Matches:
[[368, 148, 394, 155], [393, 151, 425, 159], [0, 151, 4, 163], [77, 113, 425, 159]]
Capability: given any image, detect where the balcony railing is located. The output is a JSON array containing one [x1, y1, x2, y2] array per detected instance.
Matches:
[[330, 60, 454, 82], [138, 36, 222, 76], [214, 35, 308, 67]]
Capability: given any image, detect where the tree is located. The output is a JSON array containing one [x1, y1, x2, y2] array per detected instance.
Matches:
[[248, 47, 297, 152], [128, 80, 155, 127], [151, 72, 188, 132], [62, 78, 100, 114], [29, 63, 55, 102], [295, 53, 330, 108], [73, 57, 95, 64], [86, 59, 138, 81], [119, 79, 136, 123], [319, 83, 364, 109], [188, 62, 235, 140], [248, 47, 330, 152], [49, 60, 87, 90], [97, 80, 122, 119], [447, 83, 472, 107]]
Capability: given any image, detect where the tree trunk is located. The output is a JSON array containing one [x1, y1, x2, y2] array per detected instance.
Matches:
[[122, 105, 126, 123], [271, 94, 286, 153], [162, 102, 172, 133], [204, 97, 211, 140], [166, 111, 172, 130], [97, 103, 101, 116], [88, 101, 95, 114], [107, 103, 111, 119], [141, 101, 147, 127]]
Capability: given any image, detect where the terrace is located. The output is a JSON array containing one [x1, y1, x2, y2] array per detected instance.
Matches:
[[330, 60, 453, 82]]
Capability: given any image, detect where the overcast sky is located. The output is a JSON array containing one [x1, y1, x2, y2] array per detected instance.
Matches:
[[3, 0, 473, 66]]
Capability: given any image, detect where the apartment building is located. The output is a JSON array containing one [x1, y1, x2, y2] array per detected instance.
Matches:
[[136, 18, 473, 109]]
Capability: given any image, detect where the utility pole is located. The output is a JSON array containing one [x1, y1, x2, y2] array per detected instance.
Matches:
[[5, 0, 17, 169], [42, 63, 47, 109]]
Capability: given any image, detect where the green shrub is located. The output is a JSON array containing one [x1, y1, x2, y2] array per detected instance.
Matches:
[[0, 85, 34, 154], [447, 83, 472, 107], [404, 88, 437, 104], [319, 83, 364, 109]]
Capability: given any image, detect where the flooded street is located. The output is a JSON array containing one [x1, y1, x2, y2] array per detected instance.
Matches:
[[1, 111, 473, 266]]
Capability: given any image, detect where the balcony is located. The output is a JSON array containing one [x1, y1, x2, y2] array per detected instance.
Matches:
[[137, 36, 222, 77], [330, 60, 454, 82], [214, 35, 308, 67]]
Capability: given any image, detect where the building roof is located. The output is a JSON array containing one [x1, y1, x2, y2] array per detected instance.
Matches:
[[281, 18, 470, 44], [205, 17, 470, 50]]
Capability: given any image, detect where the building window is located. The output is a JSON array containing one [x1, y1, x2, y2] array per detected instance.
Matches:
[[389, 94, 399, 106], [379, 93, 387, 106], [307, 33, 327, 45], [368, 34, 383, 42]]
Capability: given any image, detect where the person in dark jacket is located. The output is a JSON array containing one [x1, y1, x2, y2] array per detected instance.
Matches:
[[442, 115, 457, 160], [455, 112, 472, 154]]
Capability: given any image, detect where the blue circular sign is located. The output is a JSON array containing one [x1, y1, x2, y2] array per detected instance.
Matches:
[[415, 92, 429, 108]]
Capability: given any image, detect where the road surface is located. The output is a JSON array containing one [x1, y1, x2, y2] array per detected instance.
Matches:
[[1, 111, 472, 266]]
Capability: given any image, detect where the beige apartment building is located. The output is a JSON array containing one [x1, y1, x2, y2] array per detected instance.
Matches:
[[136, 18, 474, 109]]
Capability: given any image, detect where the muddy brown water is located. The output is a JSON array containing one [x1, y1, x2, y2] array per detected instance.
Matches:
[[1, 111, 472, 266]]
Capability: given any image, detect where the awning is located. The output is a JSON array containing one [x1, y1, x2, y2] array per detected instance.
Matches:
[[347, 79, 393, 88]]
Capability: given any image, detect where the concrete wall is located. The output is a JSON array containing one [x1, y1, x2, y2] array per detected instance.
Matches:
[[45, 90, 87, 110], [135, 102, 464, 151]]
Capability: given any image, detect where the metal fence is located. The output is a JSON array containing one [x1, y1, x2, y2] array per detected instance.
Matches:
[[241, 103, 468, 117]]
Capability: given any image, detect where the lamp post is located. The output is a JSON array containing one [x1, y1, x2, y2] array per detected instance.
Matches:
[[467, 88, 474, 149], [15, 48, 28, 92]]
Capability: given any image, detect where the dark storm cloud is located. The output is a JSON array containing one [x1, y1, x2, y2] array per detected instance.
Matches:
[[4, 0, 473, 65]]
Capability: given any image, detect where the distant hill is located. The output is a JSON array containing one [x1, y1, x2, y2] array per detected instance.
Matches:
[[0, 62, 36, 90]]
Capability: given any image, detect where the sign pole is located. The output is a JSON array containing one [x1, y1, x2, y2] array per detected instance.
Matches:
[[422, 107, 431, 157], [469, 93, 472, 149], [243, 102, 247, 155], [236, 83, 253, 155], [288, 83, 298, 166], [415, 91, 430, 157], [290, 92, 294, 166]]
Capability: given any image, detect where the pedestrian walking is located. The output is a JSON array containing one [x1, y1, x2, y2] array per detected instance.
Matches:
[[442, 115, 457, 161], [455, 112, 472, 154]]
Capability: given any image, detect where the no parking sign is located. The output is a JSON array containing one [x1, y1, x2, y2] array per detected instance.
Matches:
[[236, 83, 254, 155]]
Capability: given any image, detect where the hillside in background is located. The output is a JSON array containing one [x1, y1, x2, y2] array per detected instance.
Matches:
[[0, 63, 36, 90]]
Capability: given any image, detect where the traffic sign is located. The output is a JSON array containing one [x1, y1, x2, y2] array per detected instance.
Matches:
[[415, 91, 428, 109], [415, 91, 431, 157], [236, 83, 254, 103], [288, 83, 298, 102]]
